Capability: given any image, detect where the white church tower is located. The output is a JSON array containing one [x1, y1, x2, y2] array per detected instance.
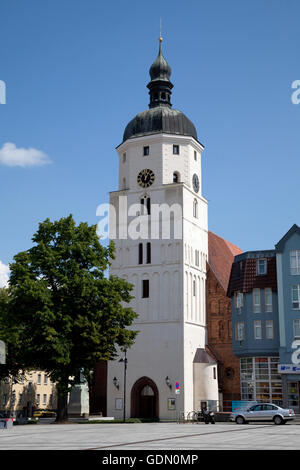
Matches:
[[107, 38, 218, 420]]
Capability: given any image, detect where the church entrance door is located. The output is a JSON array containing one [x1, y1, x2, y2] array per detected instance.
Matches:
[[131, 377, 159, 419]]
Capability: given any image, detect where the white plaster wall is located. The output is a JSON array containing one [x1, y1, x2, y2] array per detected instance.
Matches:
[[107, 132, 216, 419], [107, 322, 184, 419], [193, 363, 219, 410], [183, 323, 207, 414], [117, 134, 204, 192]]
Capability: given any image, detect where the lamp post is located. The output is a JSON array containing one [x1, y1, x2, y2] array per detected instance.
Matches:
[[119, 350, 128, 423]]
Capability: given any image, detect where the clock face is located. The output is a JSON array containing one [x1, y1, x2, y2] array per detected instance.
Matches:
[[137, 169, 155, 188], [192, 173, 199, 193]]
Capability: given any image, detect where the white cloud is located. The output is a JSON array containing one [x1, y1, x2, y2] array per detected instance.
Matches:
[[0, 261, 9, 288], [0, 142, 51, 167]]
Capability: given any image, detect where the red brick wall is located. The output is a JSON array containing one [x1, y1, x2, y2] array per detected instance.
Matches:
[[89, 361, 107, 416], [206, 264, 241, 410]]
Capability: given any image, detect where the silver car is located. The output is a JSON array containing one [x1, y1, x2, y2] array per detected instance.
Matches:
[[230, 403, 295, 425]]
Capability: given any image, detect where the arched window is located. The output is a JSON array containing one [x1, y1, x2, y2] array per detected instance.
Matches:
[[141, 196, 151, 215], [193, 279, 196, 296], [138, 243, 143, 264], [146, 242, 151, 264], [173, 172, 180, 183], [193, 199, 198, 218], [141, 385, 154, 396]]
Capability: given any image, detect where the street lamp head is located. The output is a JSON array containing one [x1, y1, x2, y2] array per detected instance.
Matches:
[[113, 377, 119, 389], [165, 376, 172, 389], [119, 357, 128, 364]]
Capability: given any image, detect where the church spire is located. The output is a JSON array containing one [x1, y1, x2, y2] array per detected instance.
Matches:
[[147, 37, 173, 109]]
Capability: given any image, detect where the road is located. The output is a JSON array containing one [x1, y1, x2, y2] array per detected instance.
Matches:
[[0, 421, 299, 450]]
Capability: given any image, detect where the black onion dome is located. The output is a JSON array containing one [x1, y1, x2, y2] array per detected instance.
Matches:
[[122, 39, 198, 143], [149, 42, 172, 81], [123, 106, 197, 142]]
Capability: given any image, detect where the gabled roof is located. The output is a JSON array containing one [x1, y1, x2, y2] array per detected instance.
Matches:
[[208, 231, 242, 292], [275, 224, 300, 253]]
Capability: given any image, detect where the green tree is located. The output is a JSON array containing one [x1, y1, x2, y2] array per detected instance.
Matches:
[[0, 288, 25, 382], [4, 215, 137, 422]]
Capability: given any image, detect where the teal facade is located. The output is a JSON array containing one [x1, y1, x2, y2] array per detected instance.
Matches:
[[276, 225, 300, 384], [228, 225, 300, 410], [231, 251, 279, 357]]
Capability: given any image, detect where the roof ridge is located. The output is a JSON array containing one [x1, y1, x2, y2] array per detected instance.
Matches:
[[208, 231, 242, 292], [209, 230, 242, 256]]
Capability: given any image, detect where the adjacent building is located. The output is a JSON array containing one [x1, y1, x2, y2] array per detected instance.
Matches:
[[0, 370, 57, 416], [206, 231, 242, 410], [227, 224, 300, 411], [276, 225, 300, 410]]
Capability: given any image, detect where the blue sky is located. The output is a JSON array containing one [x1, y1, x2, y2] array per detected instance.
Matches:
[[1, 0, 300, 282]]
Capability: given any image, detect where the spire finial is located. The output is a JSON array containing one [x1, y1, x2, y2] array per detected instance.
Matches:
[[159, 18, 163, 47], [147, 29, 173, 109]]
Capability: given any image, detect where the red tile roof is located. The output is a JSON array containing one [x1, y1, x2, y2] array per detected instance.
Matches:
[[208, 231, 242, 292], [227, 256, 277, 297]]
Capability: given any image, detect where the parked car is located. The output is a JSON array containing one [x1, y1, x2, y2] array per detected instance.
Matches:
[[33, 410, 56, 418], [230, 403, 295, 425], [14, 416, 39, 424]]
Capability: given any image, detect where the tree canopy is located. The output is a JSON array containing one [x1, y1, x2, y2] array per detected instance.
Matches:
[[0, 215, 137, 420], [0, 287, 24, 381]]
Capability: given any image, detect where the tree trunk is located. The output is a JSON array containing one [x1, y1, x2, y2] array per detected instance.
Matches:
[[56, 391, 69, 422]]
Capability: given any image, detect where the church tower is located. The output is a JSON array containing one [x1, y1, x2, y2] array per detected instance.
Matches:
[[107, 38, 218, 420]]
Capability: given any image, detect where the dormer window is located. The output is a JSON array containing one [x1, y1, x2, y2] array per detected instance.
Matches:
[[257, 259, 267, 276], [237, 261, 243, 277]]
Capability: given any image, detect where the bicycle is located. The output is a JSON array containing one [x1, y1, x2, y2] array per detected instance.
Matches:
[[187, 410, 203, 423]]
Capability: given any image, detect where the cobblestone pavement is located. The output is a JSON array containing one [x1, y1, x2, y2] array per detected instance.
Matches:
[[0, 422, 300, 450]]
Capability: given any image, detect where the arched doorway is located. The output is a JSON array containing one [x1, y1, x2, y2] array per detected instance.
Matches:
[[131, 377, 159, 419]]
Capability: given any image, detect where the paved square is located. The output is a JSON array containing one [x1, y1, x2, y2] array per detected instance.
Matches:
[[0, 422, 300, 450]]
